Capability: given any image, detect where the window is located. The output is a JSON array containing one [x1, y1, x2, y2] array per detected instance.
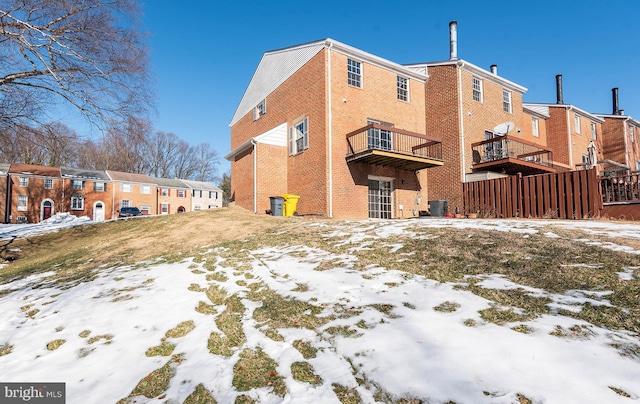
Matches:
[[636, 161, 640, 171], [347, 59, 361, 87], [630, 125, 635, 143], [71, 180, 83, 190], [140, 204, 151, 215], [44, 179, 53, 189], [367, 119, 393, 151], [574, 114, 581, 134], [193, 189, 202, 198], [177, 189, 184, 198], [472, 77, 483, 102], [502, 90, 512, 113], [17, 195, 27, 211], [210, 191, 217, 199], [253, 99, 266, 120], [141, 184, 151, 194], [591, 123, 597, 140], [94, 182, 105, 192], [160, 202, 169, 214], [289, 117, 309, 155], [582, 154, 589, 166], [120, 200, 131, 208], [397, 76, 408, 101], [160, 188, 168, 196], [194, 204, 202, 211], [71, 193, 84, 210], [532, 117, 539, 137], [121, 183, 132, 192], [19, 177, 28, 187]]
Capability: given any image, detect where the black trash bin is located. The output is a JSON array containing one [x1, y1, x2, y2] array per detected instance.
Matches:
[[428, 200, 448, 217], [269, 196, 284, 216]]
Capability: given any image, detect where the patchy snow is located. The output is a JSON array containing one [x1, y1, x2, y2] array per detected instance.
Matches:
[[0, 217, 639, 403]]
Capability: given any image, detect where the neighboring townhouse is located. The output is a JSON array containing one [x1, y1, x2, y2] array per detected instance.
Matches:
[[404, 21, 555, 212], [226, 38, 443, 219], [0, 163, 9, 223], [153, 177, 190, 214], [60, 167, 113, 222], [106, 171, 157, 216], [181, 179, 223, 210], [596, 88, 640, 175], [5, 163, 63, 224]]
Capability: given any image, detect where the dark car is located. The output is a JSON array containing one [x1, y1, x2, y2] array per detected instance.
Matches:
[[118, 207, 143, 218]]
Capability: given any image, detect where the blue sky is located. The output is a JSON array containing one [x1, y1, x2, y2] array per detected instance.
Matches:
[[142, 0, 640, 174]]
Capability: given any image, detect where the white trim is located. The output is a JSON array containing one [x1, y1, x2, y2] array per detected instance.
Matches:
[[457, 67, 466, 180], [328, 45, 333, 218], [93, 201, 105, 222], [40, 198, 55, 222]]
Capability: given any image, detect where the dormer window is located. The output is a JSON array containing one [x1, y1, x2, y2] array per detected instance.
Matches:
[[253, 99, 266, 121]]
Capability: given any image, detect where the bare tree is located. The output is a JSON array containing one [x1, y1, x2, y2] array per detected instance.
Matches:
[[38, 122, 79, 166], [192, 143, 219, 182], [0, 122, 77, 165], [0, 0, 151, 132], [101, 115, 152, 172]]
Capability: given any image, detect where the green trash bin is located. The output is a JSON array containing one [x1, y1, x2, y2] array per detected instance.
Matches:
[[282, 194, 300, 216], [269, 196, 284, 216], [428, 200, 448, 217]]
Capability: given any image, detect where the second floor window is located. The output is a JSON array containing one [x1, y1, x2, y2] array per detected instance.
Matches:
[[574, 114, 581, 134], [253, 99, 266, 120], [289, 117, 309, 155], [347, 59, 361, 87], [17, 195, 27, 211], [178, 189, 186, 198], [591, 123, 597, 140], [630, 125, 635, 143], [502, 90, 512, 113], [94, 182, 105, 191], [71, 193, 84, 210], [44, 178, 53, 189], [19, 177, 28, 187], [141, 184, 151, 194], [72, 180, 84, 190], [397, 76, 408, 101], [121, 183, 132, 192], [160, 188, 168, 196], [473, 77, 483, 102], [532, 117, 539, 137]]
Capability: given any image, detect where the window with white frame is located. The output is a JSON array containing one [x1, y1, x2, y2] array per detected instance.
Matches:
[[253, 99, 266, 120], [289, 117, 309, 155], [209, 191, 217, 198], [473, 77, 483, 102], [397, 76, 408, 101], [140, 204, 151, 215], [71, 193, 84, 210], [502, 90, 512, 113], [532, 117, 539, 137], [72, 180, 84, 190], [94, 182, 105, 191], [44, 178, 53, 189], [160, 188, 168, 196], [630, 125, 635, 143], [591, 123, 597, 140], [19, 177, 28, 187], [160, 202, 169, 214], [347, 59, 361, 87], [17, 195, 27, 211], [120, 200, 131, 208], [178, 189, 186, 198], [193, 189, 202, 198], [121, 183, 132, 192], [141, 184, 151, 194], [636, 161, 640, 171], [574, 113, 581, 134]]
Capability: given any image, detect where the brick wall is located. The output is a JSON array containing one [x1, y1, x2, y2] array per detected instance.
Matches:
[[546, 107, 571, 167]]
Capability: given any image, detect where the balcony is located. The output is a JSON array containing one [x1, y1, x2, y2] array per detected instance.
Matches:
[[346, 124, 443, 171], [471, 135, 555, 176]]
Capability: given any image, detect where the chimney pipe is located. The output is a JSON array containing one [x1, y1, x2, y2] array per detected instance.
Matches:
[[555, 74, 563, 104], [449, 20, 458, 60], [490, 64, 497, 75], [612, 87, 620, 115]]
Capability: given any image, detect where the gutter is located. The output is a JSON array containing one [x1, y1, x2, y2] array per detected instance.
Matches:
[[327, 43, 333, 218], [252, 139, 257, 214], [457, 60, 466, 182], [566, 105, 574, 168]]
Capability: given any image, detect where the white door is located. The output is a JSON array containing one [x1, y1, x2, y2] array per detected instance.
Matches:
[[94, 202, 105, 221], [368, 179, 393, 219]]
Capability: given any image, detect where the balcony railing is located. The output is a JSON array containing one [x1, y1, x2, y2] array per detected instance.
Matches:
[[346, 124, 443, 171], [471, 135, 555, 176], [601, 172, 640, 204]]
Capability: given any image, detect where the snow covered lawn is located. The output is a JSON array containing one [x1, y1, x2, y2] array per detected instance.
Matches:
[[1, 216, 639, 403]]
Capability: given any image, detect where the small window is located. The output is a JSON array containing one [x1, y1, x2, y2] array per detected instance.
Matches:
[[94, 182, 105, 191], [289, 117, 309, 155], [18, 177, 28, 187], [72, 180, 84, 190], [120, 200, 132, 208], [582, 154, 589, 166], [502, 90, 512, 113], [630, 125, 635, 143], [473, 77, 483, 102], [178, 189, 186, 198], [160, 188, 168, 196], [253, 99, 266, 120], [140, 204, 151, 215], [397, 76, 408, 101], [574, 114, 581, 134], [71, 193, 84, 210], [160, 202, 169, 214], [141, 184, 151, 194], [194, 204, 202, 211], [17, 195, 27, 211], [209, 191, 217, 198], [347, 59, 361, 88], [44, 178, 53, 189], [591, 123, 597, 140], [121, 183, 132, 192], [532, 117, 539, 137]]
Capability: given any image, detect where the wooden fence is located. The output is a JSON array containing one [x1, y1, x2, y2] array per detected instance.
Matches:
[[462, 169, 602, 219]]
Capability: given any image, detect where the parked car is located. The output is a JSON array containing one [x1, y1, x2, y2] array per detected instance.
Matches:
[[118, 207, 143, 218]]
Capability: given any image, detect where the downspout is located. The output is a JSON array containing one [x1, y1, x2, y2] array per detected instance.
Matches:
[[566, 106, 573, 168], [252, 139, 258, 214], [4, 174, 11, 223], [327, 42, 334, 218], [457, 61, 466, 182], [623, 117, 631, 168]]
